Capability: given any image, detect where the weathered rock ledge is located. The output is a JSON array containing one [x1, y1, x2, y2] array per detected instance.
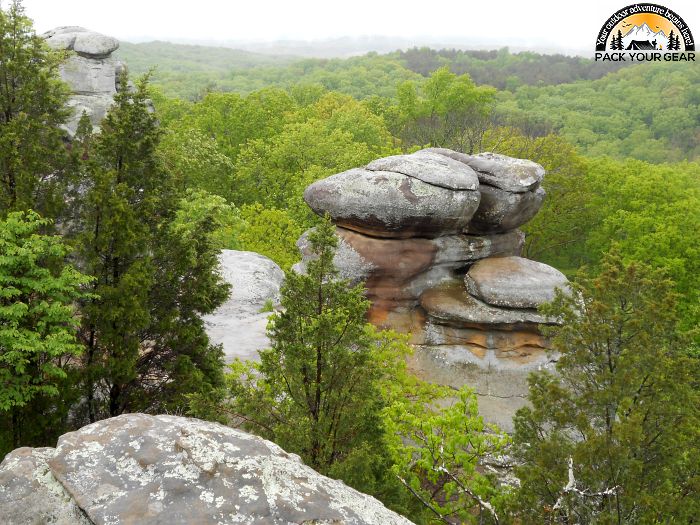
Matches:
[[0, 414, 413, 525]]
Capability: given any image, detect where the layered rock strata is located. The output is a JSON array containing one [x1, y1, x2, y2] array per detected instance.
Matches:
[[300, 149, 568, 430]]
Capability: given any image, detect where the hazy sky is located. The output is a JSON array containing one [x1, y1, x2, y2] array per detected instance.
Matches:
[[19, 0, 700, 50]]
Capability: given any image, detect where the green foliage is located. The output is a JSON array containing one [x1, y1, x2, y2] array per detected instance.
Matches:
[[499, 62, 700, 162], [237, 204, 304, 271], [226, 217, 389, 469], [0, 211, 91, 451], [394, 67, 496, 153], [386, 387, 509, 524], [395, 47, 629, 88], [0, 0, 70, 215], [511, 251, 700, 523], [72, 75, 227, 422]]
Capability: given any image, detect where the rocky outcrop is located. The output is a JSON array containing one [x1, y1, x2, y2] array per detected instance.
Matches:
[[297, 149, 568, 430], [44, 27, 124, 137], [0, 414, 411, 525], [203, 251, 284, 363], [303, 152, 480, 238]]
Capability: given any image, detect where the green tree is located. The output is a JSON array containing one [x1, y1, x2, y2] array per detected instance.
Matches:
[[226, 217, 395, 469], [0, 0, 70, 215], [395, 67, 496, 153], [385, 388, 509, 524], [511, 251, 700, 523], [0, 211, 91, 453], [73, 75, 228, 422]]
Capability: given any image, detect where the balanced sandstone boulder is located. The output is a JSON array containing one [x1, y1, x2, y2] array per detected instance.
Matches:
[[465, 256, 569, 309], [298, 148, 568, 431], [0, 414, 413, 525], [303, 152, 480, 238]]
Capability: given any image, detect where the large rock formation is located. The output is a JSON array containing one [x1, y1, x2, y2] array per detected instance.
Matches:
[[298, 149, 568, 430], [44, 27, 124, 137], [0, 414, 412, 525], [203, 250, 284, 363]]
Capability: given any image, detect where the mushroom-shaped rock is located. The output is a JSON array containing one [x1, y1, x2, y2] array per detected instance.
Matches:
[[43, 27, 122, 137], [43, 414, 413, 525], [44, 26, 119, 57], [203, 250, 284, 363], [303, 167, 480, 238], [465, 256, 569, 309]]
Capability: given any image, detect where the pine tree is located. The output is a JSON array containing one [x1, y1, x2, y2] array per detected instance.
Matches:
[[511, 250, 700, 523], [0, 211, 91, 454], [0, 0, 70, 216], [73, 74, 228, 422]]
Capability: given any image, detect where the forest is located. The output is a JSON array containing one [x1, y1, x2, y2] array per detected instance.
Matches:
[[1, 1, 699, 523]]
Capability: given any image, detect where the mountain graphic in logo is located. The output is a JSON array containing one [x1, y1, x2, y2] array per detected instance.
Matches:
[[622, 23, 667, 50], [595, 4, 694, 55]]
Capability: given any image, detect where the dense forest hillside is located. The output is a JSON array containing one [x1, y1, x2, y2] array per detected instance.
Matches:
[[118, 41, 698, 163]]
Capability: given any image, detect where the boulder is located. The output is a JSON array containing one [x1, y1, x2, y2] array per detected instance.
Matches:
[[203, 251, 284, 363], [460, 152, 544, 193], [59, 55, 118, 95], [421, 281, 551, 327], [295, 227, 524, 309], [303, 168, 480, 238], [1, 414, 412, 525], [422, 149, 546, 233], [467, 185, 545, 234], [366, 151, 479, 190], [0, 447, 91, 525], [44, 26, 119, 58], [465, 256, 569, 309]]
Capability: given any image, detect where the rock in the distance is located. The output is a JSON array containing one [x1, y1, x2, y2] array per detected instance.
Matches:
[[44, 26, 119, 57], [465, 256, 569, 309], [43, 27, 122, 136], [203, 250, 284, 363]]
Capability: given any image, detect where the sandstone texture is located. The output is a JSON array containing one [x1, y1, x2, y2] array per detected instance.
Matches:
[[203, 251, 284, 363], [303, 152, 481, 238], [298, 148, 567, 430], [465, 256, 569, 309], [0, 414, 412, 525], [43, 27, 124, 136]]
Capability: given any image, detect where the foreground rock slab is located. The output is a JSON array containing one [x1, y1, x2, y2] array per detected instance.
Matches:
[[0, 447, 91, 525], [1, 414, 413, 525], [203, 250, 284, 363]]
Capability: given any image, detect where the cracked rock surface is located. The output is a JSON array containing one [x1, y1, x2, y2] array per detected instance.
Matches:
[[0, 414, 413, 525]]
